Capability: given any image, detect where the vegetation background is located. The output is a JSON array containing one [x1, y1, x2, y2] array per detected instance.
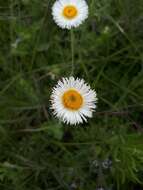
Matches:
[[0, 0, 143, 189]]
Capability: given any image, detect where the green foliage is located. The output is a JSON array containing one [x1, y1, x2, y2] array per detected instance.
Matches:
[[0, 0, 143, 189]]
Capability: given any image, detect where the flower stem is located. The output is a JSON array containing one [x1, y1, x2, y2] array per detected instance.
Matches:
[[70, 29, 75, 76]]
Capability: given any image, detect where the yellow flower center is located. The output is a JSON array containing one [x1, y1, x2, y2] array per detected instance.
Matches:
[[63, 5, 78, 19], [62, 89, 83, 110]]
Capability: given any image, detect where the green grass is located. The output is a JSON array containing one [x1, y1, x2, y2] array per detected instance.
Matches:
[[0, 0, 143, 189]]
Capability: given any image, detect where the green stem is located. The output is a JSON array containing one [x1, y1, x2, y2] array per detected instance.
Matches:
[[70, 29, 75, 76]]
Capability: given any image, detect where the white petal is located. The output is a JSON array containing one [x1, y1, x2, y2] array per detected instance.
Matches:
[[52, 0, 88, 29], [50, 77, 97, 125]]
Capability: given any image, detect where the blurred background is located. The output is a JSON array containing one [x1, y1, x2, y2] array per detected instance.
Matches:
[[0, 0, 143, 189]]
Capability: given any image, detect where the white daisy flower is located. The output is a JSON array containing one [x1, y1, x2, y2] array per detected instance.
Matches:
[[51, 77, 97, 125], [52, 0, 89, 29]]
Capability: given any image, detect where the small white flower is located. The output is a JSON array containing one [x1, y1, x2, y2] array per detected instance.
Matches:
[[52, 0, 88, 29], [11, 38, 21, 49], [51, 77, 97, 125]]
